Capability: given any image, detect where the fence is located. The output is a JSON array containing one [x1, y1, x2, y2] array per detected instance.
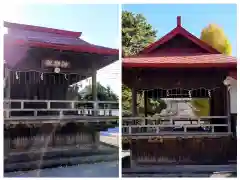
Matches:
[[4, 99, 119, 120]]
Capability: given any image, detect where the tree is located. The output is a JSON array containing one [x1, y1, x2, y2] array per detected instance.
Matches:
[[79, 82, 118, 101], [200, 24, 232, 55], [67, 82, 118, 109], [122, 11, 157, 56], [122, 84, 132, 114], [190, 24, 232, 117], [66, 84, 82, 101], [191, 98, 210, 117], [122, 11, 166, 116]]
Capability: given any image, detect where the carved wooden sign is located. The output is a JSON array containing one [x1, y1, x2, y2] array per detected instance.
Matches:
[[42, 59, 70, 68]]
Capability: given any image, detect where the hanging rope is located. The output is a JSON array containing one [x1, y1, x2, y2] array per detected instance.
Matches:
[[5, 67, 89, 86], [143, 87, 219, 100]]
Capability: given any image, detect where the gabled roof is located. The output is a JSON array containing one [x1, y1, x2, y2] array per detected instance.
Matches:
[[140, 16, 219, 54], [123, 16, 237, 69], [4, 21, 118, 55]]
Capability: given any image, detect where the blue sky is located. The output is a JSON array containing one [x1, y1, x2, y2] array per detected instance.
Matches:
[[123, 4, 237, 56], [3, 4, 120, 95]]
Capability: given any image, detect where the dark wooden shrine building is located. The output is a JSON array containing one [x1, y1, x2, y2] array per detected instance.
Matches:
[[122, 17, 237, 169], [4, 21, 119, 157]]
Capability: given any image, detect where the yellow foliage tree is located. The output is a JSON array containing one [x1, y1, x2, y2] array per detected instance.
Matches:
[[200, 24, 232, 55], [191, 24, 232, 117], [191, 98, 210, 117]]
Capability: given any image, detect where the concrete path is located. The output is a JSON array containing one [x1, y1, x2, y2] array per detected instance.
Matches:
[[100, 135, 119, 147], [5, 161, 119, 177]]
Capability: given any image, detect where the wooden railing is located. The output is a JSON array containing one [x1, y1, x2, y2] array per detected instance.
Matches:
[[4, 99, 119, 120], [122, 116, 231, 136], [122, 116, 228, 124], [122, 124, 229, 134]]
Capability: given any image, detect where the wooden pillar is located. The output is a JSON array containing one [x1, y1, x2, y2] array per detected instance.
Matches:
[[131, 88, 137, 116], [5, 68, 11, 118], [92, 69, 98, 116], [226, 86, 231, 133], [130, 149, 136, 168], [94, 131, 100, 149], [144, 91, 148, 117]]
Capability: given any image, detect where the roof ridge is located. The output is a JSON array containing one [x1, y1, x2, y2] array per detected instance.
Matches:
[[4, 21, 82, 38]]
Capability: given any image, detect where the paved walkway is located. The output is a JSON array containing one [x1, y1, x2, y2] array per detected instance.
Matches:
[[5, 161, 119, 177], [100, 134, 119, 147]]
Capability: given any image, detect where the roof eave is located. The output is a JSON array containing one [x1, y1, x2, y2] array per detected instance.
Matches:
[[122, 62, 236, 69]]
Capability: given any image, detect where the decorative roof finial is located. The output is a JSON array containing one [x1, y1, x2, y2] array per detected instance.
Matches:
[[177, 16, 181, 27]]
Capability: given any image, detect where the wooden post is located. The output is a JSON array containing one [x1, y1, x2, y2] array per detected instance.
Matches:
[[226, 87, 231, 133], [94, 132, 100, 149], [91, 68, 99, 149], [144, 91, 148, 117], [131, 88, 137, 116], [5, 68, 11, 118], [92, 69, 98, 116], [130, 149, 135, 168]]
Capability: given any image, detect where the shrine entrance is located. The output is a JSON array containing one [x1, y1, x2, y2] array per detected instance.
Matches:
[[122, 17, 237, 168]]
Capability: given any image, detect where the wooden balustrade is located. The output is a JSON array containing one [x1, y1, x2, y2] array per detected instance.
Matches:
[[122, 118, 230, 136], [4, 99, 119, 120], [122, 116, 228, 124]]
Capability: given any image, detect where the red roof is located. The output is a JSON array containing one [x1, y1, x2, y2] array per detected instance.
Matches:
[[4, 21, 82, 38], [123, 16, 237, 68], [4, 21, 118, 55], [140, 17, 219, 54], [123, 54, 237, 68]]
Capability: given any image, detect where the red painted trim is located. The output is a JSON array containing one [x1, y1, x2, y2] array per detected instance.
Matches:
[[123, 62, 236, 68], [140, 26, 220, 54], [229, 71, 237, 79], [8, 39, 118, 55], [4, 21, 82, 38]]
